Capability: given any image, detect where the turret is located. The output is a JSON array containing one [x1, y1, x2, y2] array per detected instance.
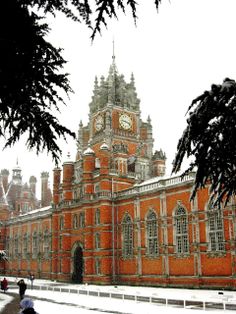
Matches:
[[62, 154, 74, 201], [152, 150, 166, 177], [146, 115, 154, 158], [12, 162, 22, 185], [83, 144, 95, 194], [99, 141, 110, 176]]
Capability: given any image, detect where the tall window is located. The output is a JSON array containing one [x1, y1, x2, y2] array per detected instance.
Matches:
[[94, 183, 100, 193], [43, 229, 50, 258], [174, 206, 189, 254], [59, 235, 63, 250], [95, 208, 100, 225], [23, 233, 28, 259], [74, 190, 78, 200], [79, 212, 85, 228], [5, 236, 10, 259], [146, 210, 158, 256], [32, 231, 38, 258], [95, 232, 101, 250], [14, 235, 19, 257], [122, 213, 133, 258], [95, 158, 101, 169], [207, 204, 225, 252], [140, 164, 146, 180], [95, 258, 101, 275], [73, 214, 78, 229], [59, 216, 64, 230], [23, 203, 29, 212]]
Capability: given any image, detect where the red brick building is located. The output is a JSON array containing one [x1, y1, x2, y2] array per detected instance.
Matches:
[[1, 57, 236, 289]]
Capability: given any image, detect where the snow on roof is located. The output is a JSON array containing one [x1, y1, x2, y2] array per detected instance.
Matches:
[[20, 205, 51, 217], [137, 174, 169, 187], [83, 147, 95, 155]]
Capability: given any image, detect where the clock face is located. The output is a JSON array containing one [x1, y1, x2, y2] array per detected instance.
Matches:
[[95, 115, 104, 131], [119, 114, 132, 130]]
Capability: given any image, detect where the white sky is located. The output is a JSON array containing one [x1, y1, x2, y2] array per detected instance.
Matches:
[[1, 0, 236, 198], [1, 277, 235, 313]]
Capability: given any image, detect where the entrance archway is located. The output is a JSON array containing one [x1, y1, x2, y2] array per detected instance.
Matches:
[[72, 245, 83, 283]]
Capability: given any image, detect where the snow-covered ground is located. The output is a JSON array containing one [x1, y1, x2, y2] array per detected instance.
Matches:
[[1, 276, 236, 313], [0, 293, 13, 312]]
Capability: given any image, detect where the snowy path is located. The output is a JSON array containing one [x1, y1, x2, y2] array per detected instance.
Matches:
[[1, 277, 236, 313]]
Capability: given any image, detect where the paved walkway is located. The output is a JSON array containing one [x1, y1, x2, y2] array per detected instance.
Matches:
[[0, 293, 20, 314]]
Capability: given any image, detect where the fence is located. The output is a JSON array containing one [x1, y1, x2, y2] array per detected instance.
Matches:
[[30, 284, 236, 311]]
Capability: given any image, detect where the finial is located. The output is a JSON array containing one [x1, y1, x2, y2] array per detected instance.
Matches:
[[67, 152, 71, 159], [94, 76, 98, 88]]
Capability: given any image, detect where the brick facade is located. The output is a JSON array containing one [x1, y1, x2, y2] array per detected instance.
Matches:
[[0, 58, 236, 289]]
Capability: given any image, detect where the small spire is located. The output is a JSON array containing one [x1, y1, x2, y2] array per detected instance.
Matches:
[[112, 38, 115, 65], [130, 73, 135, 85], [94, 76, 98, 89]]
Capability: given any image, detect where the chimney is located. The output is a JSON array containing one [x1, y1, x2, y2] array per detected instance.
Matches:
[[1, 169, 9, 193], [41, 172, 51, 207], [29, 176, 37, 196], [53, 167, 61, 206]]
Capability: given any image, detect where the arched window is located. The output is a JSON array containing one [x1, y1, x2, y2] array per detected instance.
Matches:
[[146, 210, 158, 256], [122, 213, 133, 258], [73, 214, 78, 229], [95, 208, 100, 225], [207, 204, 225, 252], [174, 206, 189, 254]]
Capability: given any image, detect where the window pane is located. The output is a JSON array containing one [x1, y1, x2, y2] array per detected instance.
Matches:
[[175, 207, 189, 254]]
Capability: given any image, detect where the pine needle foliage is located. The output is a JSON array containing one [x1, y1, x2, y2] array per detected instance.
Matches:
[[21, 0, 162, 40], [172, 78, 236, 206], [0, 0, 162, 164], [0, 1, 76, 164]]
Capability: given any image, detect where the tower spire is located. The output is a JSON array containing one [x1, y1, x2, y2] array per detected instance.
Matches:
[[110, 38, 117, 74]]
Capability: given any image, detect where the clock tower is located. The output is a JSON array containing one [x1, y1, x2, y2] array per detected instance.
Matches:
[[76, 52, 166, 190]]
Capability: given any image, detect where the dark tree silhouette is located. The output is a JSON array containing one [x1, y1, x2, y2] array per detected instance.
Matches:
[[23, 0, 162, 40], [0, 0, 162, 163], [0, 1, 75, 164], [172, 78, 236, 206]]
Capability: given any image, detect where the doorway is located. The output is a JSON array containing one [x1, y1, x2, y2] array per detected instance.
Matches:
[[72, 245, 83, 283]]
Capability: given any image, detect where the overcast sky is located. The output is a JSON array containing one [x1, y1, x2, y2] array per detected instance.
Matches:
[[1, 0, 236, 197]]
